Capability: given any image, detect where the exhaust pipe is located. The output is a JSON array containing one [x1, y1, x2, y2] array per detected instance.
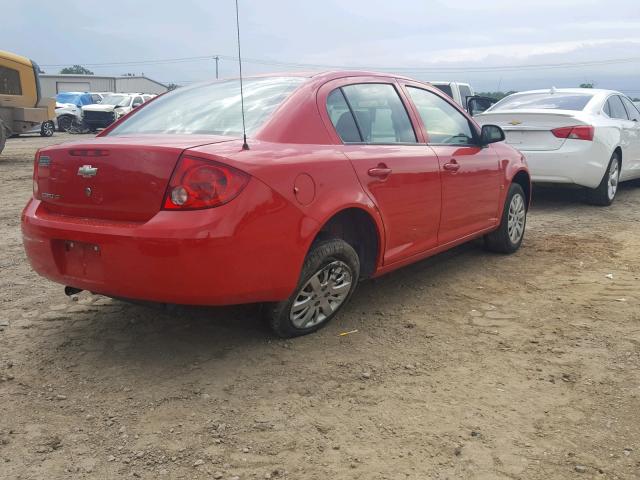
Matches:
[[64, 286, 83, 296]]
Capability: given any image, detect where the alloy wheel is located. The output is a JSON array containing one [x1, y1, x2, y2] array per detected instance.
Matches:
[[41, 121, 54, 137], [290, 260, 353, 329], [608, 159, 619, 200], [507, 193, 526, 244]]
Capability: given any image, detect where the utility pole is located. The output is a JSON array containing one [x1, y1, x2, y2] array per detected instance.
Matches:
[[214, 55, 219, 79]]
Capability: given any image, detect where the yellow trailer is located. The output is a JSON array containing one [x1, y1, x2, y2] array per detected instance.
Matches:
[[1, 50, 55, 154]]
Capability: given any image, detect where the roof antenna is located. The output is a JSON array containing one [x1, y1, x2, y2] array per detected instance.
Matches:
[[235, 0, 249, 150]]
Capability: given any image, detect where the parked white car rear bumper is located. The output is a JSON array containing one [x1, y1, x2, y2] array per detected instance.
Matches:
[[520, 139, 612, 189]]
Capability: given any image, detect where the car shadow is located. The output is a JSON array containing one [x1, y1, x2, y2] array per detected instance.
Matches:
[[530, 179, 640, 211], [38, 239, 489, 373]]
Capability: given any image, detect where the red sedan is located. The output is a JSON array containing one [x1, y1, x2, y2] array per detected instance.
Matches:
[[22, 71, 530, 337]]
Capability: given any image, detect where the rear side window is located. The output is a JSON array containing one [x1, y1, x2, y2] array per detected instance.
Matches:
[[491, 93, 593, 111], [340, 83, 416, 144], [607, 96, 628, 120], [406, 87, 474, 145], [620, 96, 640, 121], [327, 89, 361, 142], [0, 65, 22, 95]]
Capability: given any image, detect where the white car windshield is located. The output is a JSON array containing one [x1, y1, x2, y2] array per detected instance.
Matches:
[[101, 95, 131, 107], [108, 77, 305, 137], [490, 93, 594, 111]]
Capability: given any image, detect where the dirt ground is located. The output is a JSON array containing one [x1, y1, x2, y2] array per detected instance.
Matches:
[[1, 133, 639, 480]]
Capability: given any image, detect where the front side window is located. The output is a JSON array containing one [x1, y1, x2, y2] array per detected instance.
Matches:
[[620, 96, 640, 121], [406, 87, 474, 145], [109, 76, 304, 136], [339, 83, 416, 144], [607, 96, 628, 120], [0, 66, 22, 95]]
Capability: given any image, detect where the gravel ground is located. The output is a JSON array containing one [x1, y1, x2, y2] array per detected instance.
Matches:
[[1, 133, 639, 480]]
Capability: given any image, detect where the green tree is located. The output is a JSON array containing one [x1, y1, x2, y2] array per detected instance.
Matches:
[[59, 65, 94, 75], [579, 83, 594, 88], [166, 83, 180, 91]]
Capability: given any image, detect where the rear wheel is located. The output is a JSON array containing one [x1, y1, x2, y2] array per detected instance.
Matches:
[[40, 121, 54, 137], [484, 183, 527, 254], [587, 152, 620, 206], [266, 239, 360, 338]]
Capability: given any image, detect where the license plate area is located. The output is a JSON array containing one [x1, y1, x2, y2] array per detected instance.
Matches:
[[505, 131, 524, 145], [53, 240, 104, 280]]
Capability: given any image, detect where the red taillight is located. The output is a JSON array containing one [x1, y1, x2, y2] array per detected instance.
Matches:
[[162, 156, 250, 210], [551, 125, 594, 141]]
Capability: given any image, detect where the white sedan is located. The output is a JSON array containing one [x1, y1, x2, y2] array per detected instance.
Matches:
[[476, 88, 640, 205]]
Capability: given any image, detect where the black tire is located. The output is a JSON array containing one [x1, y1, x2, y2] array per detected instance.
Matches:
[[266, 239, 360, 338], [586, 152, 620, 206], [40, 121, 54, 137], [57, 115, 73, 132], [484, 183, 527, 254]]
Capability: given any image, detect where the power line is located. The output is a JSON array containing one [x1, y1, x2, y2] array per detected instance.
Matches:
[[40, 54, 640, 73]]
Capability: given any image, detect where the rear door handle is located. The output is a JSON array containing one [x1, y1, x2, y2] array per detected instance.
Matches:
[[368, 165, 392, 178], [443, 159, 460, 172]]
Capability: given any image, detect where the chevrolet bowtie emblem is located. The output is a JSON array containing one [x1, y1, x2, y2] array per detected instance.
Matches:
[[78, 165, 98, 178], [508, 120, 522, 125]]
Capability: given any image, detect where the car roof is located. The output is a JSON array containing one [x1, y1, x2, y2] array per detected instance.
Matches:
[[206, 70, 417, 84], [508, 87, 623, 96]]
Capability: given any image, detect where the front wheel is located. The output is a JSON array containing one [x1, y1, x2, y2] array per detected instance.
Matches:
[[57, 115, 73, 132], [266, 239, 360, 338], [587, 152, 620, 206], [40, 121, 54, 137], [484, 183, 527, 254]]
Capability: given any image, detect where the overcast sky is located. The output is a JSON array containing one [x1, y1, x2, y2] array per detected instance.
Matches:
[[3, 0, 640, 95]]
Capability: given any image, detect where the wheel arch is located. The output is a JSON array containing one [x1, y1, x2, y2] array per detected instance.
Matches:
[[511, 169, 531, 208], [310, 206, 384, 279], [613, 145, 622, 167]]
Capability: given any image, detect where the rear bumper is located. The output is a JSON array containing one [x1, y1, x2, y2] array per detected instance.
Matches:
[[21, 181, 313, 306], [522, 140, 611, 188]]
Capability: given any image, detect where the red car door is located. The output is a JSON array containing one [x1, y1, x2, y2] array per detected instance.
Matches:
[[403, 85, 501, 245], [320, 79, 442, 265]]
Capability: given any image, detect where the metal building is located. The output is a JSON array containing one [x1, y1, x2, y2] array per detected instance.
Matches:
[[39, 74, 168, 97]]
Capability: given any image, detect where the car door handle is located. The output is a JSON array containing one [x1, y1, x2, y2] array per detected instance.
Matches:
[[368, 165, 392, 178], [443, 159, 460, 172]]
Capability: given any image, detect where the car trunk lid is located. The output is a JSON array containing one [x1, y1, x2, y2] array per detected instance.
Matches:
[[35, 135, 235, 222], [477, 110, 588, 151]]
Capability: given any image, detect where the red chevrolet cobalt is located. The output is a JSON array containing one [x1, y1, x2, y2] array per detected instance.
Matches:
[[22, 72, 530, 337]]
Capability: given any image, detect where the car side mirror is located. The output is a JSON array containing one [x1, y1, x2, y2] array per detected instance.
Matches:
[[467, 96, 497, 116], [480, 124, 505, 145], [132, 103, 142, 108]]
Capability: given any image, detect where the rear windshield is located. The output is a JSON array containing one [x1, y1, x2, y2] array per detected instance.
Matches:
[[490, 93, 593, 111], [108, 77, 305, 137]]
